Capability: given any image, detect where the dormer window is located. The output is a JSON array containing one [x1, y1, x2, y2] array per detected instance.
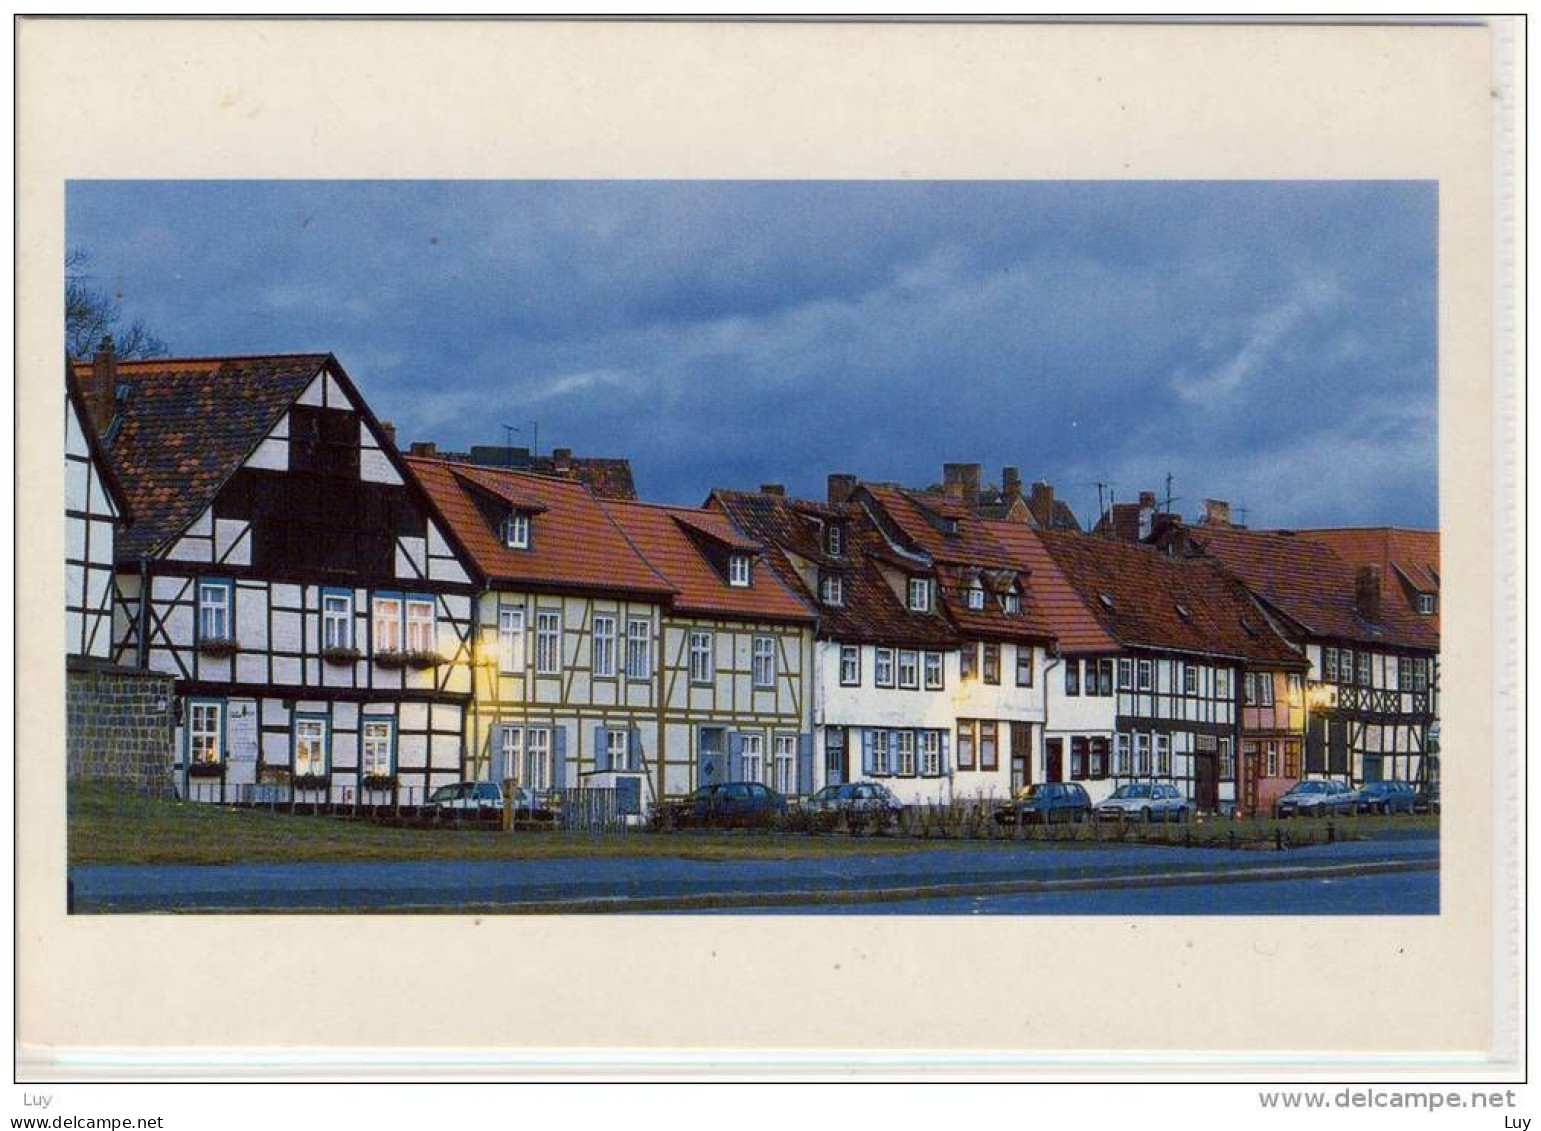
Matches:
[[907, 577, 930, 612], [1002, 590, 1021, 615], [967, 582, 985, 611], [827, 524, 843, 557], [729, 554, 752, 587], [820, 573, 845, 607], [501, 512, 530, 549], [1417, 593, 1436, 616]]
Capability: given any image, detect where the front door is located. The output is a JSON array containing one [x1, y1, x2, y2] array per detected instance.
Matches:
[[1046, 738, 1064, 783], [1362, 754, 1383, 783], [825, 728, 846, 787], [698, 726, 726, 789], [1242, 745, 1260, 815], [1194, 752, 1219, 812], [1010, 723, 1032, 793]]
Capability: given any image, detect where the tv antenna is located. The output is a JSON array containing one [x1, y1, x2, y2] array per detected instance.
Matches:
[[503, 421, 538, 463]]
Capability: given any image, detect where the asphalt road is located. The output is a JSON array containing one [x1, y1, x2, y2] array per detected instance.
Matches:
[[70, 833, 1438, 915]]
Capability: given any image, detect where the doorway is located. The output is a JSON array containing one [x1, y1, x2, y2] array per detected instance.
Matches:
[[698, 726, 726, 788], [1010, 723, 1032, 793], [1194, 752, 1219, 811], [1046, 738, 1064, 783]]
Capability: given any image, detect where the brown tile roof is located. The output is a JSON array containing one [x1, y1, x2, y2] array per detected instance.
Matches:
[[859, 484, 1018, 568], [710, 489, 958, 649], [408, 458, 675, 599], [600, 500, 814, 624], [987, 522, 1118, 653], [1294, 527, 1441, 632], [72, 353, 332, 558], [1181, 525, 1439, 652], [1023, 529, 1305, 666], [434, 446, 638, 500]]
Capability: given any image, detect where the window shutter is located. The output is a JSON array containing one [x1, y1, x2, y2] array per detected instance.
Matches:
[[861, 729, 875, 776], [728, 731, 744, 782], [489, 726, 506, 784], [939, 731, 951, 775], [593, 725, 608, 771], [552, 726, 567, 789], [629, 727, 644, 772], [797, 732, 814, 795]]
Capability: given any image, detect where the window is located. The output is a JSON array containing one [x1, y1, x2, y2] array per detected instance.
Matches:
[[1183, 664, 1197, 695], [1357, 651, 1372, 687], [967, 582, 985, 611], [1398, 656, 1413, 691], [372, 594, 403, 653], [1064, 659, 1080, 696], [1288, 673, 1303, 705], [920, 731, 941, 776], [1265, 741, 1280, 778], [198, 579, 232, 641], [1256, 674, 1274, 706], [689, 631, 714, 684], [1244, 673, 1258, 706], [1338, 648, 1354, 684], [1284, 743, 1301, 779], [774, 735, 798, 792], [752, 635, 776, 688], [1414, 658, 1429, 692], [897, 649, 919, 689], [874, 648, 894, 688], [729, 555, 751, 587], [1417, 593, 1436, 615], [501, 512, 530, 549], [405, 597, 436, 653], [1323, 646, 1339, 682], [908, 577, 930, 612], [1002, 590, 1020, 614], [1115, 733, 1131, 775], [499, 726, 523, 783], [1070, 736, 1087, 779], [1136, 659, 1153, 691], [1097, 659, 1114, 696], [924, 651, 944, 690], [627, 618, 652, 681], [293, 715, 328, 777], [895, 731, 916, 777], [872, 731, 890, 776], [1015, 646, 1034, 687], [979, 721, 998, 771], [322, 590, 352, 649], [1135, 733, 1151, 776], [827, 524, 843, 556], [1219, 737, 1234, 780], [1089, 737, 1108, 779], [605, 729, 630, 771], [524, 727, 552, 790], [956, 721, 976, 770], [740, 733, 765, 782], [1117, 658, 1133, 689], [536, 610, 562, 675], [820, 574, 844, 606], [498, 607, 525, 673], [840, 645, 861, 686], [982, 643, 1000, 685], [591, 614, 616, 678], [361, 717, 394, 776], [1215, 668, 1232, 699], [187, 700, 223, 765], [1155, 733, 1171, 777], [961, 643, 977, 681]]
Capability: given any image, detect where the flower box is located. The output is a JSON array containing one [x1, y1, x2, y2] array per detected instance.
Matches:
[[292, 773, 330, 792], [259, 767, 292, 786], [187, 761, 223, 778], [361, 774, 396, 792], [373, 650, 409, 670], [321, 645, 362, 666], [406, 650, 444, 671], [196, 637, 240, 659]]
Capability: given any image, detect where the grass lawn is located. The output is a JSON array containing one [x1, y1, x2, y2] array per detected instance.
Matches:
[[67, 784, 1438, 867]]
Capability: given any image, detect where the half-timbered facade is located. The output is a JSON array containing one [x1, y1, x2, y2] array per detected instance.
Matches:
[[601, 499, 816, 798], [77, 350, 480, 803], [65, 369, 129, 661]]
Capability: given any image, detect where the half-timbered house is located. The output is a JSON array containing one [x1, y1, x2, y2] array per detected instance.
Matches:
[[76, 348, 480, 804], [601, 499, 816, 798], [65, 367, 130, 662]]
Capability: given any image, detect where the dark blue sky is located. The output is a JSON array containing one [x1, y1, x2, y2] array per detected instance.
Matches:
[[67, 180, 1437, 529]]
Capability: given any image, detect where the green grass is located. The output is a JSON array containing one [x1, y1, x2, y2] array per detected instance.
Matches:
[[67, 783, 1438, 867]]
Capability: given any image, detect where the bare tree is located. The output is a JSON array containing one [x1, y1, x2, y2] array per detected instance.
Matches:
[[66, 248, 168, 360]]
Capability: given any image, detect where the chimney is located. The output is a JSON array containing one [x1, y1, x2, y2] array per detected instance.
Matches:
[[943, 462, 981, 509], [760, 483, 785, 497], [1201, 498, 1232, 527], [1030, 481, 1055, 526], [1002, 466, 1022, 502], [553, 447, 572, 471], [408, 441, 437, 457], [827, 473, 857, 505], [82, 336, 117, 435], [1355, 565, 1382, 623], [378, 420, 397, 449], [1139, 491, 1156, 508]]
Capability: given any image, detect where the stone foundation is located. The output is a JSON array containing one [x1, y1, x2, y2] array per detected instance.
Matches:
[[66, 660, 175, 794]]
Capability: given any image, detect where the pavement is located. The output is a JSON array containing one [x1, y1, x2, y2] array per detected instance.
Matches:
[[69, 832, 1439, 914]]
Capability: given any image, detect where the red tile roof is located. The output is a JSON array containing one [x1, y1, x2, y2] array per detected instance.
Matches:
[[986, 522, 1117, 653], [601, 500, 814, 624], [859, 484, 1017, 568], [1181, 525, 1439, 652], [72, 353, 332, 558], [408, 458, 674, 599], [1294, 527, 1441, 633]]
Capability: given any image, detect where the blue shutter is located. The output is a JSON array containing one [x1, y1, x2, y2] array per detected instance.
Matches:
[[489, 727, 506, 783], [939, 730, 950, 775], [593, 725, 608, 770], [552, 726, 567, 788], [728, 731, 745, 782], [797, 732, 814, 795], [861, 729, 875, 776], [629, 728, 644, 772]]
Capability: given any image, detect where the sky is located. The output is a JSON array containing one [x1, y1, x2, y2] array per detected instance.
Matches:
[[67, 180, 1438, 529]]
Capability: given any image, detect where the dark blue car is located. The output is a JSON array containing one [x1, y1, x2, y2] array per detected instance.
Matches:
[[655, 782, 788, 830], [995, 782, 1093, 826], [1352, 780, 1417, 815]]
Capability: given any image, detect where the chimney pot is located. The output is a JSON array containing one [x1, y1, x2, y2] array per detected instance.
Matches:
[[1355, 565, 1382, 622], [1201, 498, 1232, 527], [943, 462, 982, 510], [827, 473, 857, 506], [1002, 466, 1022, 501], [378, 420, 397, 448], [1029, 481, 1055, 527], [553, 446, 572, 468], [82, 335, 118, 435], [1139, 490, 1156, 508], [409, 441, 437, 457]]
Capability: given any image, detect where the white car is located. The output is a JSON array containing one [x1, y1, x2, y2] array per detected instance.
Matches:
[[1096, 781, 1190, 823]]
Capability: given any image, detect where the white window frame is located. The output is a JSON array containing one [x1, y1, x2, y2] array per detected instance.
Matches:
[[752, 635, 776, 689], [1155, 733, 1171, 777], [500, 725, 524, 784], [967, 583, 985, 611], [1266, 741, 1280, 778], [498, 606, 525, 674], [921, 731, 941, 775], [1219, 737, 1235, 779], [361, 717, 394, 776], [535, 609, 562, 675], [897, 649, 919, 689], [1002, 590, 1020, 614], [605, 728, 630, 771], [872, 731, 890, 776], [404, 596, 436, 654], [1117, 658, 1133, 689], [1135, 732, 1152, 776], [839, 645, 861, 686], [198, 579, 232, 641], [322, 590, 353, 650], [1358, 651, 1372, 687], [896, 731, 916, 776], [689, 630, 714, 685], [501, 512, 530, 549], [626, 617, 652, 681], [591, 614, 617, 678], [1136, 659, 1153, 691], [1338, 648, 1354, 684], [1417, 593, 1435, 615], [1115, 733, 1131, 775], [372, 594, 403, 654], [828, 524, 843, 556], [924, 651, 944, 690], [293, 715, 329, 777], [729, 555, 751, 587], [908, 577, 930, 612], [1183, 665, 1198, 695], [1414, 658, 1429, 692], [820, 573, 844, 606], [773, 734, 797, 793], [188, 700, 223, 765], [524, 727, 552, 791], [1216, 668, 1233, 698], [874, 647, 895, 688], [1323, 647, 1339, 682], [741, 732, 764, 782]]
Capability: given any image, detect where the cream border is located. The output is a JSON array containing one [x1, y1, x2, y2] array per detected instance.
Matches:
[[15, 19, 1504, 1071]]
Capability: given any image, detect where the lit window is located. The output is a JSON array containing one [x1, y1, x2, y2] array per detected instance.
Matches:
[[729, 555, 751, 587], [839, 645, 861, 686], [820, 574, 844, 606], [874, 648, 894, 688], [361, 718, 394, 776], [924, 651, 944, 690], [591, 614, 616, 678], [501, 512, 530, 549], [897, 649, 919, 689], [908, 577, 930, 612], [293, 715, 328, 777], [198, 580, 232, 641], [689, 631, 714, 684], [741, 733, 764, 782], [188, 700, 223, 765], [322, 590, 352, 649], [774, 734, 797, 792], [498, 606, 525, 673], [752, 635, 776, 688], [626, 618, 652, 681], [405, 597, 436, 653], [372, 594, 403, 653], [536, 610, 562, 675]]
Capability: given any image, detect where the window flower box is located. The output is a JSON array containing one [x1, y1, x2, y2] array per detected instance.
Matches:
[[321, 645, 362, 666], [187, 761, 224, 778], [259, 767, 291, 785], [373, 650, 410, 670], [292, 773, 330, 792], [406, 650, 444, 670], [361, 773, 396, 792], [196, 637, 240, 659]]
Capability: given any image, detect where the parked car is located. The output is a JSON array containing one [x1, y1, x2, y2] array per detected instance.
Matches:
[[654, 782, 788, 830], [1273, 779, 1356, 818], [802, 781, 903, 825], [1352, 780, 1417, 815], [1095, 781, 1190, 823], [995, 782, 1093, 826], [1413, 781, 1441, 815], [422, 780, 505, 818]]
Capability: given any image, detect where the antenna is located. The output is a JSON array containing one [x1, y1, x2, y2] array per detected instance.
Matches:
[[1160, 471, 1181, 516], [502, 422, 540, 464], [1235, 500, 1249, 528]]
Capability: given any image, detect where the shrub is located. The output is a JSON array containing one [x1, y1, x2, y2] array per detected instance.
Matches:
[[293, 773, 330, 792], [361, 773, 396, 792]]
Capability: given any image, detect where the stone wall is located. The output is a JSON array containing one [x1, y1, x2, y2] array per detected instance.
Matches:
[[66, 661, 175, 794]]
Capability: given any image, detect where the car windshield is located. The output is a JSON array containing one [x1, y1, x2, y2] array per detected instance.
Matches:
[[1290, 782, 1323, 794], [810, 786, 839, 803], [428, 785, 461, 803], [1020, 785, 1048, 799], [1111, 784, 1152, 799]]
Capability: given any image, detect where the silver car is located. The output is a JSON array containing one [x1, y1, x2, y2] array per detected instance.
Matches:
[[1096, 781, 1190, 823], [1274, 779, 1356, 818]]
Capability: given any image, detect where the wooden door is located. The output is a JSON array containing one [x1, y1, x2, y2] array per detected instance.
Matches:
[[1010, 723, 1032, 792], [1194, 752, 1219, 811], [1046, 738, 1064, 783]]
